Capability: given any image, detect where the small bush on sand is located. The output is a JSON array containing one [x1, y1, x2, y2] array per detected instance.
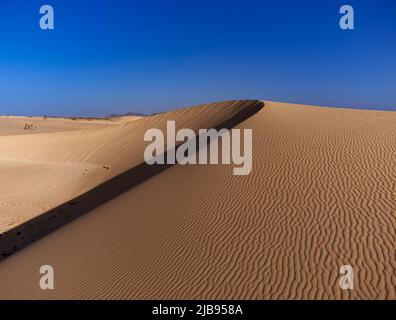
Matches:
[[24, 123, 35, 130]]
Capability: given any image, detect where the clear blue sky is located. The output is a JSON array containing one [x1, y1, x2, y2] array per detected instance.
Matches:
[[0, 0, 395, 116]]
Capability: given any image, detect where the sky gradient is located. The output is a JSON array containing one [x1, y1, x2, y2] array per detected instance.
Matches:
[[0, 0, 395, 116]]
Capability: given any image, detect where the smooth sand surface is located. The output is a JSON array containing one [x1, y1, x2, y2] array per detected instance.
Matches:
[[0, 117, 116, 233], [0, 101, 394, 299], [0, 116, 116, 136]]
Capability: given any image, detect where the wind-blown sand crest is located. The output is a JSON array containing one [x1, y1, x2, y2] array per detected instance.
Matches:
[[0, 101, 394, 299]]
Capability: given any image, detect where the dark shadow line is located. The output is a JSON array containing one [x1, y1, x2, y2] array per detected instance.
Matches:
[[0, 100, 264, 260]]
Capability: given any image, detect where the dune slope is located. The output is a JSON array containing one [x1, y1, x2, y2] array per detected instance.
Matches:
[[0, 101, 394, 299], [0, 100, 262, 251]]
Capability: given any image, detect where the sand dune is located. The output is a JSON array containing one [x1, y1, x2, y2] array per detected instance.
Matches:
[[0, 100, 261, 239], [0, 101, 395, 299], [0, 116, 116, 136]]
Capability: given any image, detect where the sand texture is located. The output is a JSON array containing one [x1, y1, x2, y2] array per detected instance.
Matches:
[[0, 101, 394, 299]]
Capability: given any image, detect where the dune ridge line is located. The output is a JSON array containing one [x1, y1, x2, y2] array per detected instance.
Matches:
[[0, 100, 264, 260]]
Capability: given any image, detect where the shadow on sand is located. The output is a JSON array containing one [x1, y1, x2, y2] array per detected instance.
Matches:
[[0, 101, 264, 260]]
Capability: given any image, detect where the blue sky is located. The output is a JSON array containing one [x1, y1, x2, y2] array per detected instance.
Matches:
[[0, 0, 395, 116]]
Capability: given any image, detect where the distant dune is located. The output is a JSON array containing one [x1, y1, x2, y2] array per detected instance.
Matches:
[[0, 101, 394, 299], [0, 115, 116, 136]]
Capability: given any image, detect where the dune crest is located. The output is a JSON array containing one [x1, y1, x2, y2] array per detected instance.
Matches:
[[0, 100, 263, 255], [0, 100, 395, 300]]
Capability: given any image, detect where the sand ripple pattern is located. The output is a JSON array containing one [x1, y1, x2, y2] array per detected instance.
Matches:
[[0, 102, 394, 299]]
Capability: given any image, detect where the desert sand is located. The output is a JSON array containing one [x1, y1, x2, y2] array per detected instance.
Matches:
[[0, 115, 116, 136], [0, 100, 394, 299]]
